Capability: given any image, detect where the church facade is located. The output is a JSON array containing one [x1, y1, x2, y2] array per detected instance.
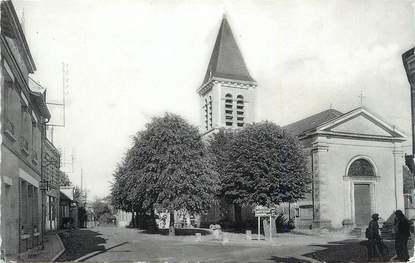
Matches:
[[198, 17, 407, 230], [284, 108, 407, 229]]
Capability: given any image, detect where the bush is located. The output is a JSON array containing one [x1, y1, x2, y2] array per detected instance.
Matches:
[[275, 214, 288, 233], [288, 218, 296, 230]]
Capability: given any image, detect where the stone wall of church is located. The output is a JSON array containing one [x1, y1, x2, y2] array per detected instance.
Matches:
[[314, 136, 405, 229], [199, 81, 255, 133]]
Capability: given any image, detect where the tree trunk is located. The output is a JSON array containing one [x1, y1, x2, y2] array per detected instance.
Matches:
[[169, 210, 175, 236], [234, 204, 242, 228], [131, 211, 135, 228], [135, 208, 140, 228], [149, 208, 157, 231]]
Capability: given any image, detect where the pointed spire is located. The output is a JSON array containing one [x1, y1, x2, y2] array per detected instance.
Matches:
[[202, 16, 255, 86]]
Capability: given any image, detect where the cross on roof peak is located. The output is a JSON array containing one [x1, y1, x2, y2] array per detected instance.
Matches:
[[358, 91, 366, 107]]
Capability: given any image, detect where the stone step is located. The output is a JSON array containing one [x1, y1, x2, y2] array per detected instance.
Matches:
[[350, 227, 363, 238]]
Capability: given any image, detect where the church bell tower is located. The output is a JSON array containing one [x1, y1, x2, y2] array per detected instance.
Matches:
[[197, 16, 257, 135]]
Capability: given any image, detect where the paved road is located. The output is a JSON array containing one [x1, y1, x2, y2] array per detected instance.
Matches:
[[56, 226, 404, 262]]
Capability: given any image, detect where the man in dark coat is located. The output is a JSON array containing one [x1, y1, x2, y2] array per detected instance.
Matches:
[[394, 210, 411, 261], [367, 213, 381, 261]]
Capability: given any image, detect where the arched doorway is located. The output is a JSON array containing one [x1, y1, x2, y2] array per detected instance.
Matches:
[[348, 158, 376, 225]]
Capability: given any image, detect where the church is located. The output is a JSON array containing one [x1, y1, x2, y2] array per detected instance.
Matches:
[[198, 16, 408, 230]]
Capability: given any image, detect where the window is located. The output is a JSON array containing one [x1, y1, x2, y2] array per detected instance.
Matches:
[[31, 120, 40, 165], [4, 80, 12, 118], [348, 159, 375, 177], [204, 99, 208, 130], [3, 81, 16, 139], [209, 96, 212, 128], [224, 94, 233, 127], [203, 96, 213, 130], [20, 106, 30, 155], [236, 95, 244, 127]]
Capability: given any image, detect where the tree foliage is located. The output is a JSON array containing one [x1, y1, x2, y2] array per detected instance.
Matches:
[[73, 186, 87, 207], [110, 113, 220, 216], [111, 160, 134, 212], [59, 171, 72, 186], [91, 197, 116, 223], [403, 166, 414, 194], [210, 122, 310, 207]]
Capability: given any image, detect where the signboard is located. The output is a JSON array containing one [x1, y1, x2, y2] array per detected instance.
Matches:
[[255, 206, 271, 217], [255, 206, 279, 217], [255, 206, 277, 242]]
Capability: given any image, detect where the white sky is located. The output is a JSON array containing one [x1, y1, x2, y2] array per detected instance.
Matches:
[[13, 0, 415, 199]]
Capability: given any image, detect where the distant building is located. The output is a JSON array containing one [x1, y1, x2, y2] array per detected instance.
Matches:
[[59, 186, 78, 229], [0, 0, 59, 258], [284, 107, 406, 229], [42, 138, 61, 232]]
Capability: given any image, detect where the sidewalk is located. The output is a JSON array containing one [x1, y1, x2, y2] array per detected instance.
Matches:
[[19, 232, 65, 262]]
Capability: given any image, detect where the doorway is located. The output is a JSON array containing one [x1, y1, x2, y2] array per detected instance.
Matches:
[[354, 183, 371, 225]]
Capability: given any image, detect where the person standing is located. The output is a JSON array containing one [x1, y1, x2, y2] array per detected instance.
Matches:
[[366, 213, 381, 261], [394, 210, 411, 261]]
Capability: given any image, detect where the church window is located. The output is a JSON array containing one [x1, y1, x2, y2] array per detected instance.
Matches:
[[204, 99, 208, 130], [209, 96, 213, 128], [225, 94, 233, 127], [236, 95, 244, 127], [348, 159, 375, 177]]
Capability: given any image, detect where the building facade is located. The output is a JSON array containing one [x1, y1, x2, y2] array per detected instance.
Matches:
[[284, 108, 407, 229], [1, 0, 54, 258], [59, 186, 78, 229], [42, 138, 61, 232]]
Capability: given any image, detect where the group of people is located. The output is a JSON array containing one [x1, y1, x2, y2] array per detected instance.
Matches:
[[366, 210, 411, 262]]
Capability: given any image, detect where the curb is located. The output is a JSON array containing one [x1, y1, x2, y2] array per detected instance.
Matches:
[[73, 250, 102, 262], [51, 234, 65, 262]]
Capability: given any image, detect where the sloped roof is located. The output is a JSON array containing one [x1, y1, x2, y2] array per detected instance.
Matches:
[[28, 78, 51, 120], [284, 109, 343, 137], [60, 186, 74, 202], [202, 17, 255, 85], [1, 1, 36, 73]]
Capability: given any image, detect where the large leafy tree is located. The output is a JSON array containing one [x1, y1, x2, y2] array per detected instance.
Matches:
[[111, 159, 134, 213], [219, 122, 310, 208], [111, 113, 220, 232], [208, 129, 238, 221]]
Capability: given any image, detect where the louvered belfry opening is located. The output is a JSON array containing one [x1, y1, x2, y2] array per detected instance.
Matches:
[[225, 94, 233, 127]]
